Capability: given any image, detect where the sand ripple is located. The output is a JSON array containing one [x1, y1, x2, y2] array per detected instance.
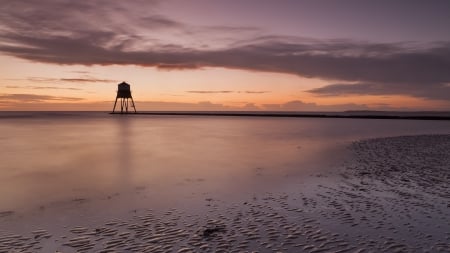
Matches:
[[1, 134, 449, 252]]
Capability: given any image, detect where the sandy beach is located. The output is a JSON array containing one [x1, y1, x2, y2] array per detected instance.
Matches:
[[1, 115, 449, 253]]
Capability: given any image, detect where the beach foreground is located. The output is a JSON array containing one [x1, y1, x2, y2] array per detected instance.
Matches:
[[0, 134, 448, 252]]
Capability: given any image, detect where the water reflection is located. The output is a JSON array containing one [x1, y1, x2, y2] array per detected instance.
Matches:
[[0, 112, 449, 212], [115, 117, 132, 188]]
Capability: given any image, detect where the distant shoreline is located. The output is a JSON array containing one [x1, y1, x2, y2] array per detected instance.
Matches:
[[1, 111, 449, 120], [110, 111, 450, 120]]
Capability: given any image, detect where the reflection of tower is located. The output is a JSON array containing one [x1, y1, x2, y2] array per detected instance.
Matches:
[[112, 81, 137, 113], [116, 117, 131, 188]]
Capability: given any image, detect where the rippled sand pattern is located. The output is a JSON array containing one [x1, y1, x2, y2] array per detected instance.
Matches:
[[1, 135, 450, 252]]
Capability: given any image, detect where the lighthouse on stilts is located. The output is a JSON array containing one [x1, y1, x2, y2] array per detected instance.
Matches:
[[112, 81, 136, 114]]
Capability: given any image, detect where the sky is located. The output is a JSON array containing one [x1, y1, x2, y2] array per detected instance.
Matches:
[[0, 0, 449, 111]]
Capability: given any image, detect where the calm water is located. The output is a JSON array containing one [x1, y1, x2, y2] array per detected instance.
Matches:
[[1, 112, 450, 213]]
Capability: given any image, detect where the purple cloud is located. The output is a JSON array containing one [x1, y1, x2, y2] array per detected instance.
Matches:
[[0, 0, 449, 101]]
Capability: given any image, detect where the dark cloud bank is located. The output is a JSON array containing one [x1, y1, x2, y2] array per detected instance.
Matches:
[[1, 1, 449, 102]]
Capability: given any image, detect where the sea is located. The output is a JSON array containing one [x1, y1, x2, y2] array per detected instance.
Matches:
[[1, 111, 449, 213]]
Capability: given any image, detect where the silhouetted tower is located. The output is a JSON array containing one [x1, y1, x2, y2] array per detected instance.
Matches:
[[113, 81, 136, 113]]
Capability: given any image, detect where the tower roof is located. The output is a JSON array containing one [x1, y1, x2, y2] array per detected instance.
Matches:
[[118, 81, 130, 86]]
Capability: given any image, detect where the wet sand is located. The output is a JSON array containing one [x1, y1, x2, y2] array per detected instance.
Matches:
[[1, 134, 449, 252]]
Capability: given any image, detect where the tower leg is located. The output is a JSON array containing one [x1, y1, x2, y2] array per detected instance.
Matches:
[[113, 97, 118, 113], [113, 95, 136, 114], [130, 96, 137, 113]]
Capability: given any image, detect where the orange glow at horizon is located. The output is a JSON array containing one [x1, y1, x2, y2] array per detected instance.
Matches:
[[1, 55, 449, 111]]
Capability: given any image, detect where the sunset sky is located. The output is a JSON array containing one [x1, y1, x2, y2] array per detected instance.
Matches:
[[1, 0, 449, 111]]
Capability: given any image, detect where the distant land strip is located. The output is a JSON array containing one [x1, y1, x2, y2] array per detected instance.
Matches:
[[110, 112, 450, 120]]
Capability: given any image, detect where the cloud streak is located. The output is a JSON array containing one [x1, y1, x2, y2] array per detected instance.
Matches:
[[0, 93, 84, 102], [24, 76, 116, 83], [186, 90, 270, 94], [308, 82, 450, 100], [186, 91, 234, 94], [261, 100, 371, 112], [244, 91, 270, 94], [0, 1, 449, 101], [5, 85, 82, 91]]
